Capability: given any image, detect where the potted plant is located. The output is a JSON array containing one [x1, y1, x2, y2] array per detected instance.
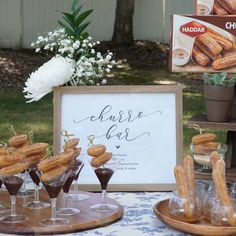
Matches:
[[203, 72, 236, 122]]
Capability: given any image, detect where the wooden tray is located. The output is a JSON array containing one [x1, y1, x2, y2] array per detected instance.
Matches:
[[153, 199, 236, 236], [0, 190, 123, 235]]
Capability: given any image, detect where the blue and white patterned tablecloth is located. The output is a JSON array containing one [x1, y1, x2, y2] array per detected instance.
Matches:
[[65, 192, 191, 236], [0, 192, 193, 236]]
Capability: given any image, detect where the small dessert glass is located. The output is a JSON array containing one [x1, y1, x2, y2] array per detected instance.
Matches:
[[57, 161, 84, 216], [17, 170, 34, 198], [65, 159, 89, 201], [169, 183, 205, 223], [24, 166, 50, 209], [0, 172, 28, 223], [190, 143, 228, 173], [39, 169, 72, 226], [211, 198, 236, 226], [90, 157, 119, 211], [204, 182, 236, 222]]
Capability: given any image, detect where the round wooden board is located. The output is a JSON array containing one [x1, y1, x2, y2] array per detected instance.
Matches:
[[0, 190, 123, 235], [153, 199, 236, 236]]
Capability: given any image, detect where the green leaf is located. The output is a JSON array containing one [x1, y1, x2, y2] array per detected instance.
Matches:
[[72, 0, 79, 12], [73, 4, 84, 17], [76, 22, 90, 36], [75, 9, 93, 26], [58, 21, 75, 36]]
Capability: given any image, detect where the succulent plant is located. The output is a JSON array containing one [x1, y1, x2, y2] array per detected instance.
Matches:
[[203, 72, 236, 87]]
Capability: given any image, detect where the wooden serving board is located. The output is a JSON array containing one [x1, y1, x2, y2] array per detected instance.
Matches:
[[0, 190, 123, 235], [154, 199, 236, 236]]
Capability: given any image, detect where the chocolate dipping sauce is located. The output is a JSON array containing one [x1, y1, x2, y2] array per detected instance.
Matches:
[[95, 168, 114, 190], [29, 169, 40, 186], [63, 173, 76, 193], [4, 176, 24, 195], [43, 183, 63, 198]]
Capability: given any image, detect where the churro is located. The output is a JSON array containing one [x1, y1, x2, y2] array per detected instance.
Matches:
[[191, 133, 217, 145], [0, 162, 29, 175], [8, 134, 28, 148], [183, 155, 195, 194], [40, 166, 68, 183], [210, 151, 220, 170], [19, 143, 49, 156], [91, 152, 112, 167], [87, 144, 106, 157], [0, 153, 26, 167], [64, 138, 80, 151]]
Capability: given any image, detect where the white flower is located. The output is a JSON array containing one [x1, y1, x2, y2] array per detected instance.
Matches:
[[102, 79, 107, 84], [23, 55, 75, 103]]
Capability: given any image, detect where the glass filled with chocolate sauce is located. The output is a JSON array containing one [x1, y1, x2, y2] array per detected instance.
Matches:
[[57, 160, 85, 216], [0, 172, 28, 223], [38, 168, 72, 226], [23, 165, 50, 209], [90, 157, 119, 211], [64, 159, 89, 201]]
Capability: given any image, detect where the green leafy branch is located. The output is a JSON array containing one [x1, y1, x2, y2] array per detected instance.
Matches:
[[58, 0, 93, 41]]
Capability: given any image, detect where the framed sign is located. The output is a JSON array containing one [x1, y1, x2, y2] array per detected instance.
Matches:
[[53, 85, 183, 191]]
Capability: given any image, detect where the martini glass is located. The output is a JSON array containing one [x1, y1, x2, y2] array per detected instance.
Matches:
[[24, 166, 50, 209], [17, 170, 34, 198], [39, 168, 72, 226], [90, 157, 119, 211], [57, 161, 84, 216], [0, 172, 28, 223], [65, 159, 89, 201]]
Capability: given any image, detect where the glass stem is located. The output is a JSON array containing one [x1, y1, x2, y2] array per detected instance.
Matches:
[[22, 181, 26, 193], [101, 189, 107, 206], [10, 195, 17, 217], [50, 198, 57, 222], [73, 180, 79, 192], [34, 184, 40, 203], [64, 193, 68, 208]]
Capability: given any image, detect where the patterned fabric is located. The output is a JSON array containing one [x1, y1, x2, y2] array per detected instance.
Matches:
[[69, 192, 191, 236]]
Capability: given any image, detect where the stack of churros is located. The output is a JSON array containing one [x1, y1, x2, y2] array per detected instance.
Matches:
[[38, 138, 81, 183], [87, 144, 112, 167], [192, 27, 236, 70], [63, 138, 81, 159], [0, 132, 50, 174], [212, 159, 236, 226], [172, 155, 202, 221], [191, 133, 219, 154]]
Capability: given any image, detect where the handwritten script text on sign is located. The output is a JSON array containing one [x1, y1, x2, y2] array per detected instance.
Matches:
[[73, 105, 162, 143]]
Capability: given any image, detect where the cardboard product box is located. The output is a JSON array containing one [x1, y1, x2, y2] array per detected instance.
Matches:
[[195, 0, 236, 15], [170, 15, 236, 73]]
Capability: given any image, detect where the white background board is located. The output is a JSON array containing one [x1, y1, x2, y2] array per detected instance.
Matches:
[[54, 86, 183, 191]]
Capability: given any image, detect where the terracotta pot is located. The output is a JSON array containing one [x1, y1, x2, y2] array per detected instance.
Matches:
[[204, 85, 234, 122]]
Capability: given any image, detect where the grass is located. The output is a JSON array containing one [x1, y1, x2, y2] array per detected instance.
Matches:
[[0, 89, 53, 144], [0, 84, 226, 155]]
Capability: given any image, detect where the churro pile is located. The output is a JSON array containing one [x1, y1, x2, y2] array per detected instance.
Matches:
[[87, 144, 112, 168], [38, 138, 81, 183], [0, 133, 48, 175]]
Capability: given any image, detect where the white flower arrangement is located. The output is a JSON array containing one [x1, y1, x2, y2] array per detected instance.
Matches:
[[24, 0, 115, 102]]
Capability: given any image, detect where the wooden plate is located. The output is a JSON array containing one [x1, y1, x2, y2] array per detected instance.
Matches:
[[0, 190, 123, 235], [153, 199, 236, 236]]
